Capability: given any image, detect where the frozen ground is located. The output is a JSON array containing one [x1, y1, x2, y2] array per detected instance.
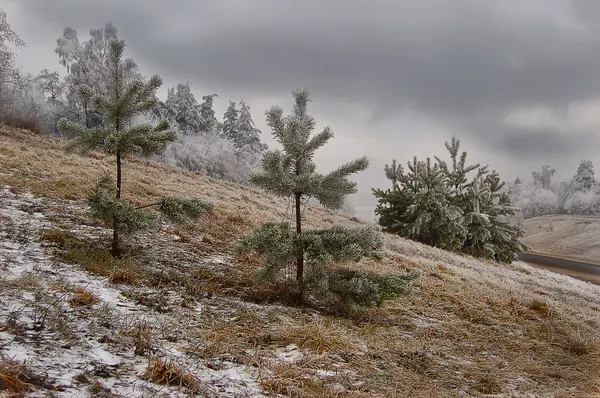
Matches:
[[0, 186, 275, 397]]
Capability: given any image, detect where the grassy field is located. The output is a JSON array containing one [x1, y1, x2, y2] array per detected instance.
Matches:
[[522, 214, 600, 265], [1, 126, 600, 397]]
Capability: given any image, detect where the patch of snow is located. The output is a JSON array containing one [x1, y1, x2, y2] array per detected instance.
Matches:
[[0, 187, 269, 397]]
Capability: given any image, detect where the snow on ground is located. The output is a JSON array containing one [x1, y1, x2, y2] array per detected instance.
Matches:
[[0, 186, 268, 397]]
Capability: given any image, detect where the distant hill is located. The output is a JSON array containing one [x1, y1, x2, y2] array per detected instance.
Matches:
[[522, 214, 600, 264]]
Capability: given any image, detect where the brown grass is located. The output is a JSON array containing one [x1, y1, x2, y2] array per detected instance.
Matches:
[[70, 287, 101, 306], [0, 358, 53, 395], [272, 317, 361, 353], [143, 357, 204, 393], [3, 127, 600, 396], [0, 361, 32, 395], [109, 268, 138, 285]]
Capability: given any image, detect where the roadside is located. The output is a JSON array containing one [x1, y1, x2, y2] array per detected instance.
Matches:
[[518, 252, 600, 285]]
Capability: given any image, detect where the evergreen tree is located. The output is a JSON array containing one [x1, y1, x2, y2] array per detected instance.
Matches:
[[199, 93, 219, 133], [236, 100, 266, 151], [59, 40, 212, 256], [384, 159, 401, 191], [375, 137, 525, 263], [221, 100, 239, 142], [375, 157, 466, 251], [572, 159, 596, 192], [160, 83, 204, 134], [238, 89, 416, 310]]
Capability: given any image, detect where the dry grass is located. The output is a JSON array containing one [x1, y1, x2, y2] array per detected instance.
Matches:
[[70, 287, 101, 306], [3, 127, 600, 396], [142, 357, 204, 392], [0, 358, 53, 395], [0, 360, 33, 395], [272, 317, 361, 353]]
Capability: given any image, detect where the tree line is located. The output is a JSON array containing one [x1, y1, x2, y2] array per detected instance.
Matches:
[[0, 19, 268, 184], [510, 160, 600, 218]]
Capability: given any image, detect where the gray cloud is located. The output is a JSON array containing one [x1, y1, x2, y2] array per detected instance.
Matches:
[[4, 0, 600, 209]]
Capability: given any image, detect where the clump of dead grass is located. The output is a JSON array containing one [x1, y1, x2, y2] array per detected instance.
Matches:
[[0, 360, 33, 394], [120, 320, 155, 356], [70, 287, 101, 306], [143, 357, 204, 393], [471, 371, 503, 394], [564, 328, 599, 356], [109, 268, 138, 285], [529, 299, 550, 316], [0, 358, 52, 395]]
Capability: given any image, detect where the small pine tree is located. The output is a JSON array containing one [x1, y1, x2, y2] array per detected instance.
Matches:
[[375, 137, 525, 263], [238, 89, 417, 310], [59, 40, 213, 256]]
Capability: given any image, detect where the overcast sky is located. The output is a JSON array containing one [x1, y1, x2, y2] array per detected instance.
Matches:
[[3, 0, 600, 219]]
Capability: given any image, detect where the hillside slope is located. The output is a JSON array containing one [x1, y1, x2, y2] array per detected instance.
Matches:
[[1, 127, 600, 397], [522, 214, 600, 264]]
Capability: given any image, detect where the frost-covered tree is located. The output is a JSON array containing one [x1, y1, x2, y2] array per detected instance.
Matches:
[[572, 159, 596, 192], [236, 100, 266, 150], [159, 83, 204, 134], [374, 157, 466, 251], [55, 22, 138, 128], [35, 69, 63, 101], [221, 100, 239, 141], [158, 132, 263, 183], [221, 99, 267, 151], [0, 10, 26, 111], [199, 93, 219, 133], [238, 89, 416, 310], [375, 137, 525, 263], [532, 165, 555, 190], [59, 40, 212, 256]]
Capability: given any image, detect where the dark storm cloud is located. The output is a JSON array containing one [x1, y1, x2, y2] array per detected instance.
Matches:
[[9, 0, 600, 166]]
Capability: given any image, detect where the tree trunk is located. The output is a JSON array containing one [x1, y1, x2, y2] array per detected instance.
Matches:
[[111, 143, 122, 256], [295, 191, 304, 303], [84, 100, 90, 128]]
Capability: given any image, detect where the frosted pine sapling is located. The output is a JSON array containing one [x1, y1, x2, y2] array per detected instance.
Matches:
[[238, 89, 417, 310], [59, 40, 212, 256]]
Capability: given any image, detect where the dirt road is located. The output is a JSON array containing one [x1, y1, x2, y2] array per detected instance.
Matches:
[[518, 252, 600, 285]]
